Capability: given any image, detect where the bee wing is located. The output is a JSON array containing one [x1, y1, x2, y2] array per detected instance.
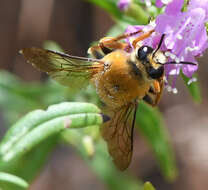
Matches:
[[101, 103, 138, 170], [20, 47, 104, 89]]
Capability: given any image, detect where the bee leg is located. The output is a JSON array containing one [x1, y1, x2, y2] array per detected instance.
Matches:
[[149, 86, 157, 95], [153, 80, 164, 105], [97, 29, 155, 54], [132, 29, 154, 48], [89, 29, 144, 56], [99, 37, 129, 55], [88, 46, 104, 59], [143, 94, 154, 106], [144, 80, 164, 106]]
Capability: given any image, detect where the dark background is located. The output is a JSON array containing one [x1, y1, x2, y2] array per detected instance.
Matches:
[[1, 0, 208, 189]]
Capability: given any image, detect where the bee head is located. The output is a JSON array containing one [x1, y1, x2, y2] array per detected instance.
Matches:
[[134, 34, 197, 80], [135, 45, 165, 79]]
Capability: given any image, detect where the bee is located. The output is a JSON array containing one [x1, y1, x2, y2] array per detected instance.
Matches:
[[20, 29, 196, 170]]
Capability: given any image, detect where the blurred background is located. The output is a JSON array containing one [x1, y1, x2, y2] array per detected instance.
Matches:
[[1, 0, 208, 189]]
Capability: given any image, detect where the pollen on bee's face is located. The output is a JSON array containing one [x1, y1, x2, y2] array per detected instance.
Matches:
[[153, 51, 167, 64]]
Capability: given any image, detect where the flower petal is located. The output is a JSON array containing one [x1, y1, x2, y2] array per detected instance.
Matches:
[[165, 0, 184, 15], [156, 0, 164, 8]]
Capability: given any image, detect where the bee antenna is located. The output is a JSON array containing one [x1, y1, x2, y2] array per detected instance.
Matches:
[[164, 61, 197, 65], [152, 34, 165, 58]]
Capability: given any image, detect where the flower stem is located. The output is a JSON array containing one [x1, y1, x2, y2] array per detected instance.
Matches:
[[126, 3, 149, 24]]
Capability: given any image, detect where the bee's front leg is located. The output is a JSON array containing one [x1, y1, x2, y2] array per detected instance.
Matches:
[[143, 80, 163, 107]]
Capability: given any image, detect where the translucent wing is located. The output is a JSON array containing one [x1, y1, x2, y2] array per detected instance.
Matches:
[[20, 47, 104, 89], [101, 103, 138, 170]]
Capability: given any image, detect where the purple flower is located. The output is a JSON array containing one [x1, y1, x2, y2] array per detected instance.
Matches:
[[117, 0, 131, 11], [123, 0, 208, 89], [155, 0, 208, 78], [156, 0, 164, 8], [189, 0, 208, 20]]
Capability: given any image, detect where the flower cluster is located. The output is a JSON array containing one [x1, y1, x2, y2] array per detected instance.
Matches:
[[117, 0, 208, 90], [156, 0, 208, 78]]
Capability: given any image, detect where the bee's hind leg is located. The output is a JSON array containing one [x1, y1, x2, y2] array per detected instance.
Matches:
[[89, 36, 131, 59], [99, 37, 130, 55], [88, 46, 105, 59]]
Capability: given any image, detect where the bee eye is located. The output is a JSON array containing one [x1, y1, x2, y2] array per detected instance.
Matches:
[[136, 46, 153, 61]]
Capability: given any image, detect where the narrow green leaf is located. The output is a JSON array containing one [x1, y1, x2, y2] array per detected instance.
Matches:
[[87, 0, 140, 25], [1, 115, 69, 162], [181, 73, 202, 103], [0, 172, 28, 189], [143, 182, 156, 190], [0, 102, 100, 155], [87, 0, 122, 19], [0, 102, 103, 163], [0, 136, 58, 183], [125, 3, 149, 24], [136, 102, 177, 181]]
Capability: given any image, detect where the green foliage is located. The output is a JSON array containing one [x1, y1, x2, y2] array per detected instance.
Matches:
[[0, 70, 70, 125], [136, 102, 177, 181], [0, 102, 103, 189], [1, 136, 58, 183], [87, 0, 149, 24], [0, 172, 28, 190], [0, 102, 102, 163], [142, 182, 156, 190], [206, 22, 208, 33]]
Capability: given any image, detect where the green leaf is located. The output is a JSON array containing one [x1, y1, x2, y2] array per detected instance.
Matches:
[[0, 172, 28, 190], [87, 0, 121, 19], [0, 102, 102, 163], [0, 70, 69, 125], [143, 182, 156, 190], [136, 102, 177, 181], [87, 0, 144, 25], [181, 73, 202, 103], [205, 22, 208, 33], [0, 136, 58, 183], [125, 3, 149, 24]]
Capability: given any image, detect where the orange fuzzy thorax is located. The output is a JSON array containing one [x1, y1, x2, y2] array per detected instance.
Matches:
[[91, 50, 151, 108]]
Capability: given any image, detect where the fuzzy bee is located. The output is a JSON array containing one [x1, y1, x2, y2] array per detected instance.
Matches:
[[20, 29, 196, 170]]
